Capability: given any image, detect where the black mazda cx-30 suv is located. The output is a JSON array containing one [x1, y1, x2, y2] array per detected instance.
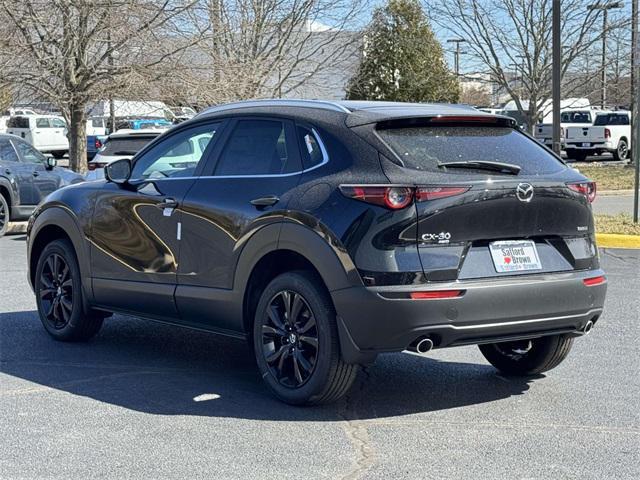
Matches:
[[27, 100, 607, 405]]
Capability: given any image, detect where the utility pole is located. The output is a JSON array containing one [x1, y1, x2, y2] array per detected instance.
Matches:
[[447, 38, 466, 77], [552, 0, 562, 155], [588, 2, 624, 109], [633, 0, 639, 222]]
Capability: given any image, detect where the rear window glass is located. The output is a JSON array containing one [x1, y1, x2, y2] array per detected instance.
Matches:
[[378, 126, 565, 175], [594, 114, 629, 126], [561, 111, 592, 123], [100, 136, 157, 156], [7, 116, 29, 128]]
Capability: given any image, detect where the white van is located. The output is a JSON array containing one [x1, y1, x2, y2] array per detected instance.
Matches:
[[6, 115, 69, 158]]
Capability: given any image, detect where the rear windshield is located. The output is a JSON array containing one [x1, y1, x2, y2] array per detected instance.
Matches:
[[561, 111, 592, 123], [378, 126, 565, 175], [594, 114, 629, 126], [100, 136, 156, 156], [7, 116, 29, 128]]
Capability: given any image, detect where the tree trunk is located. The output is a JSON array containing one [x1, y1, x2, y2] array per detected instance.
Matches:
[[68, 103, 88, 173]]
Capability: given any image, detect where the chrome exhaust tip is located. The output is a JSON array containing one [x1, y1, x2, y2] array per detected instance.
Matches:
[[583, 320, 594, 335], [409, 337, 434, 354]]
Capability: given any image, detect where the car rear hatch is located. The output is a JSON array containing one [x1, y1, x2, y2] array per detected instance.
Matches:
[[566, 126, 606, 145], [375, 116, 599, 282]]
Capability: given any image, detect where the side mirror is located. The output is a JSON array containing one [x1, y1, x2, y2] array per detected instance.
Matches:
[[45, 157, 57, 170], [105, 158, 132, 185]]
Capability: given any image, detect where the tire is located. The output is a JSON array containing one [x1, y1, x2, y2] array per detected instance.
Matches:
[[613, 139, 628, 161], [478, 334, 574, 376], [0, 193, 8, 238], [573, 151, 588, 162], [51, 151, 66, 159], [253, 271, 359, 405], [34, 239, 103, 341], [564, 150, 576, 160]]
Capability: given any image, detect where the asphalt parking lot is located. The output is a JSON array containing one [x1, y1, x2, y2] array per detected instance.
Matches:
[[1, 233, 638, 479]]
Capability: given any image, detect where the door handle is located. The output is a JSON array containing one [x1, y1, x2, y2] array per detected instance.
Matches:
[[156, 197, 179, 209], [32, 171, 39, 177], [250, 195, 279, 208]]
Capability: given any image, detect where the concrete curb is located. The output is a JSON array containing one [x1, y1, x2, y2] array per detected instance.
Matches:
[[596, 233, 640, 249]]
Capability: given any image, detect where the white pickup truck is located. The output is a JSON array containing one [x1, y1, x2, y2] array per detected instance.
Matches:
[[534, 110, 595, 149], [564, 111, 630, 161]]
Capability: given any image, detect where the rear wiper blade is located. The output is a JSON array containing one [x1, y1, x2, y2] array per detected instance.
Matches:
[[438, 160, 521, 175]]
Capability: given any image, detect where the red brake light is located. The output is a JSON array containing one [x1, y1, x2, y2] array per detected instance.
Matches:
[[95, 138, 103, 149], [340, 186, 413, 209], [567, 182, 597, 203], [604, 128, 611, 139], [583, 275, 606, 287], [410, 290, 464, 300], [415, 186, 470, 201]]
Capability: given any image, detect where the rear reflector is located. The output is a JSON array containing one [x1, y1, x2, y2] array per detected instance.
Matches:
[[583, 276, 606, 287], [410, 290, 464, 300], [567, 182, 597, 203]]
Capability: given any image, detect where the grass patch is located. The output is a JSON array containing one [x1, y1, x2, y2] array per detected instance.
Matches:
[[574, 165, 637, 190], [595, 213, 640, 235]]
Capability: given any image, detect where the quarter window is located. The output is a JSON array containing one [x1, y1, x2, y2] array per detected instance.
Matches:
[[0, 139, 18, 163], [131, 123, 220, 179], [215, 120, 295, 176], [36, 118, 50, 128], [297, 127, 325, 170]]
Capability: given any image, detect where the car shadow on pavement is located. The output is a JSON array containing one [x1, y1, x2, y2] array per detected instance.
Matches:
[[0, 310, 537, 421]]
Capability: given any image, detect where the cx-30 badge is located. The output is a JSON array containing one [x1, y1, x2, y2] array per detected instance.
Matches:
[[516, 183, 534, 203]]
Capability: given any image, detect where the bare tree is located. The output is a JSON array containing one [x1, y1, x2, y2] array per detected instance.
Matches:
[[429, 0, 629, 131], [163, 0, 367, 105], [0, 1, 201, 172]]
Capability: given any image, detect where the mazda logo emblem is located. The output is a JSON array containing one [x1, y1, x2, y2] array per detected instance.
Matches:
[[516, 183, 534, 203]]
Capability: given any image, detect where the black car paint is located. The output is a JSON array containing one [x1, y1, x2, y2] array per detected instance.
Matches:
[[0, 134, 83, 222], [27, 102, 606, 364]]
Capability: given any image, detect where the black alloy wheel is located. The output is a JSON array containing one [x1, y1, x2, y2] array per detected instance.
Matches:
[[39, 253, 74, 329], [35, 239, 104, 341], [260, 290, 319, 388]]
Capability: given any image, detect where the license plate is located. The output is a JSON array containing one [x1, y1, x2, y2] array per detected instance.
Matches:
[[581, 142, 590, 147], [489, 240, 542, 273]]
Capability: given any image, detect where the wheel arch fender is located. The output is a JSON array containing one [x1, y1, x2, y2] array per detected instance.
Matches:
[[28, 206, 93, 307], [234, 221, 371, 364], [0, 176, 15, 207]]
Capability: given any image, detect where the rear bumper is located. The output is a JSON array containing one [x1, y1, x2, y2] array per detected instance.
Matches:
[[566, 142, 612, 151], [332, 269, 606, 362]]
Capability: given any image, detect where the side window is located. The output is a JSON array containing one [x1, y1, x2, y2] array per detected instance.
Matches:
[[36, 118, 50, 128], [297, 126, 326, 170], [8, 117, 29, 129], [51, 118, 66, 128], [0, 139, 19, 163], [14, 140, 46, 164], [131, 122, 220, 180], [215, 119, 297, 176]]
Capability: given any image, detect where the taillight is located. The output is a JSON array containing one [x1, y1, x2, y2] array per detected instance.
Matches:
[[340, 185, 469, 209], [604, 128, 611, 139], [415, 186, 470, 201], [339, 186, 413, 209], [583, 275, 606, 286], [410, 290, 464, 300], [567, 182, 597, 203], [95, 138, 103, 149]]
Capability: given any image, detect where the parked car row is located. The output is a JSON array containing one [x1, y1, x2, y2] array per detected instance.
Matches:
[[534, 108, 631, 162]]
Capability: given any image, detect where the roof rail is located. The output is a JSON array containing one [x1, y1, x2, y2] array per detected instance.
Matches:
[[197, 99, 351, 117]]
